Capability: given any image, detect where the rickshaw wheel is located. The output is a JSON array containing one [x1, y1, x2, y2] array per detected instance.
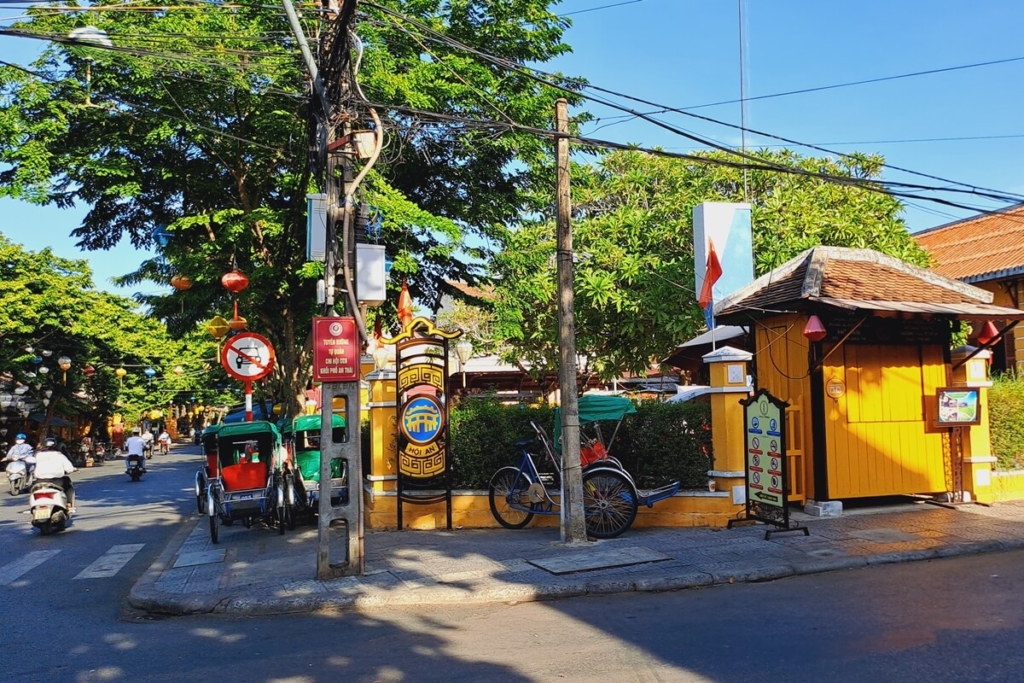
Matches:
[[209, 513, 219, 544], [582, 468, 638, 539], [488, 466, 537, 529], [244, 517, 252, 529]]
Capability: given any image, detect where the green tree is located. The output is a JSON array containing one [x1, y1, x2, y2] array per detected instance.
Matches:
[[0, 234, 214, 437], [492, 149, 932, 379], [0, 1, 580, 412]]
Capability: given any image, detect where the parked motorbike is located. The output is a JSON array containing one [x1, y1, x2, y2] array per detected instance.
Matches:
[[93, 442, 107, 463], [4, 455, 34, 496], [126, 455, 146, 482], [29, 481, 72, 535]]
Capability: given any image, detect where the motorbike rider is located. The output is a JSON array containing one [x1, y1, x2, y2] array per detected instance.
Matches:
[[125, 428, 147, 470], [141, 428, 155, 457], [33, 437, 76, 513], [157, 428, 171, 455], [6, 433, 36, 476]]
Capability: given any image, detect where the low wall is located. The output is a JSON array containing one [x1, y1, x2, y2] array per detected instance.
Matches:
[[991, 470, 1024, 502], [363, 487, 742, 531]]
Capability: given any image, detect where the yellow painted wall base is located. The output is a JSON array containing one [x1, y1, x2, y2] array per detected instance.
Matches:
[[363, 488, 743, 530], [990, 471, 1024, 502]]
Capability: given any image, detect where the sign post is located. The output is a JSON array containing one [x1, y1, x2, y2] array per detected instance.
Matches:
[[311, 316, 363, 578], [730, 388, 808, 540], [220, 332, 276, 422]]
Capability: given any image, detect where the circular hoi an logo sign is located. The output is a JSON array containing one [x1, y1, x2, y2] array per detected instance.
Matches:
[[399, 395, 446, 478]]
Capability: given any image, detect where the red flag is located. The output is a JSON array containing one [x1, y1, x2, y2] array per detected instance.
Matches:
[[698, 240, 722, 308]]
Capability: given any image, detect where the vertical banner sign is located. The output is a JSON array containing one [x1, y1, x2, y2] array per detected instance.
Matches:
[[312, 317, 359, 382], [739, 389, 804, 537], [386, 317, 460, 530]]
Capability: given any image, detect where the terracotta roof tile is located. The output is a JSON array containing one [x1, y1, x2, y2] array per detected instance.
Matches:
[[915, 204, 1024, 281], [714, 246, 1003, 323], [821, 261, 973, 304]]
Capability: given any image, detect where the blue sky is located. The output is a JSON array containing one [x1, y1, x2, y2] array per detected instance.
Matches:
[[3, 0, 1023, 293]]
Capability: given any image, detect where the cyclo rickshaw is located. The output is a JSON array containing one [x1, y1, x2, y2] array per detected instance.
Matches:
[[193, 423, 222, 514], [203, 421, 297, 543], [281, 412, 348, 511], [489, 394, 680, 539]]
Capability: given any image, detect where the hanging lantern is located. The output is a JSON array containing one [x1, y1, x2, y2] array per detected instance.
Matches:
[[228, 299, 247, 331], [221, 269, 250, 294], [170, 274, 193, 291], [976, 321, 999, 346], [802, 315, 827, 343], [173, 366, 184, 376], [58, 356, 72, 384], [206, 315, 230, 340], [115, 366, 127, 386], [84, 365, 95, 377]]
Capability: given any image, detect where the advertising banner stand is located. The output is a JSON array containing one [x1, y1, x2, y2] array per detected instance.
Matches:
[[729, 388, 809, 540]]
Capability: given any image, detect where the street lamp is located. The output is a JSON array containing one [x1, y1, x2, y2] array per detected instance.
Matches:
[[454, 338, 473, 389]]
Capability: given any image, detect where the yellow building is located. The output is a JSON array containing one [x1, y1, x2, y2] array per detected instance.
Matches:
[[715, 247, 1024, 504]]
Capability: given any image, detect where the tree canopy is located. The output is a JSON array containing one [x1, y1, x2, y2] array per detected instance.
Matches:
[[0, 234, 220, 436], [491, 148, 931, 380], [0, 0, 580, 411]]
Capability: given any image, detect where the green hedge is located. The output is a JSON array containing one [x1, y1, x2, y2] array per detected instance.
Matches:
[[448, 398, 713, 490], [989, 374, 1024, 470]]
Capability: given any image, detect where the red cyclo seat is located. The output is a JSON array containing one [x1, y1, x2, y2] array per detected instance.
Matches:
[[581, 441, 607, 467], [221, 462, 266, 491]]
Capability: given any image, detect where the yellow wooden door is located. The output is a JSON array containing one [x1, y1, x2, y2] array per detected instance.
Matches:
[[822, 344, 947, 498]]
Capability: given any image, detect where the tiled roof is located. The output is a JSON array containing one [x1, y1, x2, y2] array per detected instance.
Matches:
[[714, 246, 1023, 322], [914, 204, 1024, 282]]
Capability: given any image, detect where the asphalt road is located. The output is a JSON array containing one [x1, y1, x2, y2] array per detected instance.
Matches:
[[4, 446, 1024, 683]]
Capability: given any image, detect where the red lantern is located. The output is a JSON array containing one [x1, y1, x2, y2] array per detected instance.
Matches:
[[803, 314, 827, 343], [170, 274, 193, 291], [976, 321, 999, 346], [83, 365, 95, 377], [221, 269, 250, 294]]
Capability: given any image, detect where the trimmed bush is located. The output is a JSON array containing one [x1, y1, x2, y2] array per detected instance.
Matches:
[[448, 397, 712, 490], [989, 373, 1024, 470]]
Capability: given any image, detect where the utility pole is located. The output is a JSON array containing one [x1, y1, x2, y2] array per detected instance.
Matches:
[[283, 0, 364, 578], [555, 98, 587, 544]]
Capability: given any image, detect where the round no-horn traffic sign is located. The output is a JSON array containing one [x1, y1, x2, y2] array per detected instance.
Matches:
[[221, 332, 275, 381]]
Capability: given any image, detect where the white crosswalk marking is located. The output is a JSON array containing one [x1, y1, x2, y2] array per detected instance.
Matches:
[[74, 543, 145, 580], [0, 550, 62, 586]]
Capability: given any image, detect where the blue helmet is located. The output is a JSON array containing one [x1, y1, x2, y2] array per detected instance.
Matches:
[[15, 433, 26, 440]]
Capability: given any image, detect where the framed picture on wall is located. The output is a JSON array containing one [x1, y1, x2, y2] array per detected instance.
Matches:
[[936, 388, 981, 426]]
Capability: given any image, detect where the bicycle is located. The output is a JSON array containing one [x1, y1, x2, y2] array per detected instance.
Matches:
[[488, 420, 641, 539]]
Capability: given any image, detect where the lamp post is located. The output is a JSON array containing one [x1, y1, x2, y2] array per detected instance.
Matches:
[[454, 338, 473, 389]]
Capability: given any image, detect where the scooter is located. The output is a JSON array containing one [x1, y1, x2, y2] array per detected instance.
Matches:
[[29, 481, 72, 535], [4, 457, 34, 496], [126, 455, 146, 482]]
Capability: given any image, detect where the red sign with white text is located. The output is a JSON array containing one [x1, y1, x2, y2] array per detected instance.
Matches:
[[312, 317, 359, 382]]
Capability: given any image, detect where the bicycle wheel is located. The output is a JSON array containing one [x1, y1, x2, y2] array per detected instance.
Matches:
[[582, 468, 638, 539], [488, 466, 537, 529]]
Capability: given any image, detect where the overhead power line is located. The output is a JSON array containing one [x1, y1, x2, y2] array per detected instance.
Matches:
[[363, 1, 1024, 206]]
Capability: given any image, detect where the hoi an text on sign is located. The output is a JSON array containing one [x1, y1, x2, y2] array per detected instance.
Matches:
[[312, 317, 359, 382]]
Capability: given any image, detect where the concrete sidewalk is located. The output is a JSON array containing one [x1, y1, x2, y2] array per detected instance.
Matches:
[[128, 500, 1024, 616]]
